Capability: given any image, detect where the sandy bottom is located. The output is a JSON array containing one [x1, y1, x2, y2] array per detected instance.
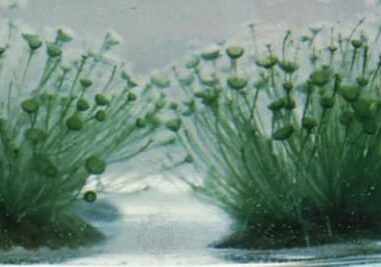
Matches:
[[3, 189, 381, 266]]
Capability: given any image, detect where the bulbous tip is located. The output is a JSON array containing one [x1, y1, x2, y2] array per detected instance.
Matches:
[[201, 49, 220, 61], [84, 190, 97, 203], [21, 99, 39, 114], [46, 43, 62, 58], [77, 98, 90, 111], [255, 55, 278, 69], [80, 78, 93, 88], [278, 61, 298, 74], [226, 46, 244, 59], [22, 33, 43, 50], [351, 39, 362, 49], [302, 117, 317, 131], [272, 124, 294, 141], [66, 115, 83, 131], [185, 56, 200, 69], [85, 155, 106, 175], [227, 76, 248, 90], [95, 110, 107, 122], [95, 94, 110, 106], [127, 92, 137, 102], [165, 118, 182, 132]]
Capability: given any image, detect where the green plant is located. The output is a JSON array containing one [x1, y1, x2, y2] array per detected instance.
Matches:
[[0, 24, 167, 249], [170, 21, 381, 248]]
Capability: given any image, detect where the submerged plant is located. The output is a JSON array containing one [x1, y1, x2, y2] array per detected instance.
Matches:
[[170, 21, 381, 248], [0, 23, 168, 249]]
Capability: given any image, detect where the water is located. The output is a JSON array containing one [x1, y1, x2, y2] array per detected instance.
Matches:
[[2, 0, 381, 265]]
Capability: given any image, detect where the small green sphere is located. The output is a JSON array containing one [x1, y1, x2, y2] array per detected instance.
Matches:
[[255, 56, 278, 69], [127, 92, 137, 101], [77, 98, 90, 111], [66, 115, 83, 131], [351, 39, 362, 49], [95, 110, 107, 121], [22, 34, 43, 50], [310, 67, 331, 87], [282, 81, 293, 91], [272, 124, 294, 141], [320, 96, 335, 109], [268, 98, 284, 111], [352, 99, 375, 119], [339, 85, 360, 102], [165, 118, 182, 132], [47, 43, 62, 58], [136, 118, 147, 128], [95, 94, 110, 106], [85, 155, 106, 175], [170, 102, 178, 110], [21, 99, 39, 114], [302, 117, 317, 131], [201, 49, 220, 61], [184, 154, 194, 164], [278, 61, 298, 74], [226, 46, 244, 59], [185, 56, 200, 69], [80, 78, 93, 88], [227, 76, 248, 90], [84, 190, 97, 203], [0, 47, 5, 55]]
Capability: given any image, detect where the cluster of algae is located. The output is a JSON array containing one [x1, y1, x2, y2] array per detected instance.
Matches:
[[166, 20, 381, 248], [0, 22, 179, 249], [3, 17, 381, 252]]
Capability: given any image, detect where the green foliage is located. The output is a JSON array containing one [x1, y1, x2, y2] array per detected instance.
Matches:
[[170, 22, 381, 248], [0, 23, 166, 248]]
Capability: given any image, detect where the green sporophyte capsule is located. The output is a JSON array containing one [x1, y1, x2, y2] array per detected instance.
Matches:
[[80, 78, 93, 88], [302, 117, 317, 131], [201, 49, 220, 61], [46, 43, 62, 58], [165, 118, 182, 132], [226, 46, 244, 59], [77, 98, 90, 111], [22, 34, 43, 50], [136, 118, 147, 128], [310, 67, 331, 87], [255, 55, 278, 69], [66, 115, 83, 131], [85, 155, 106, 174], [21, 99, 39, 114], [227, 76, 248, 90], [272, 124, 294, 141], [282, 81, 293, 91], [95, 110, 107, 121], [278, 61, 298, 74], [127, 92, 137, 101], [339, 85, 360, 102], [84, 191, 97, 203], [351, 39, 362, 49], [268, 98, 284, 111], [95, 94, 110, 106]]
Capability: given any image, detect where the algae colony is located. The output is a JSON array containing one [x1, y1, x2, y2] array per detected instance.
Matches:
[[1, 0, 381, 266]]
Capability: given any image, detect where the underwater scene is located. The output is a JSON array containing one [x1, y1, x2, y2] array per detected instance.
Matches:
[[2, 0, 381, 266]]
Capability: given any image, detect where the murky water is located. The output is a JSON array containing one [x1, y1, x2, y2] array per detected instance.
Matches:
[[3, 189, 381, 266]]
